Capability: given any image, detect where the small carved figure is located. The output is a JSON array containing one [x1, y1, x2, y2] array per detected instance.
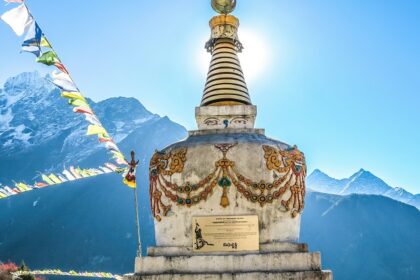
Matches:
[[124, 151, 139, 188]]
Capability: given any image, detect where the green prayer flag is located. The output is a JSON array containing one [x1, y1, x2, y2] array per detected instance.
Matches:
[[36, 51, 60, 66], [68, 98, 89, 108]]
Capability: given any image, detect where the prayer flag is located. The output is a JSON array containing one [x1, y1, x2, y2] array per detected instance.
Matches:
[[21, 21, 42, 56], [76, 167, 89, 178], [105, 141, 119, 152], [61, 91, 85, 101], [62, 169, 76, 181], [48, 174, 62, 184], [105, 162, 118, 171], [115, 157, 127, 165], [111, 150, 125, 161], [36, 50, 60, 65], [111, 150, 128, 165], [73, 106, 93, 115], [55, 62, 69, 74], [21, 45, 41, 57], [4, 0, 25, 3], [35, 182, 48, 188], [4, 186, 16, 195], [51, 70, 78, 92], [99, 166, 113, 173], [84, 113, 102, 126], [58, 175, 68, 182], [87, 124, 107, 136], [85, 169, 96, 176], [69, 166, 82, 179], [41, 174, 54, 185], [1, 4, 33, 36], [0, 189, 9, 197], [99, 135, 112, 142], [40, 36, 51, 48], [68, 98, 89, 108], [15, 182, 31, 192], [90, 168, 103, 175], [22, 21, 41, 46]]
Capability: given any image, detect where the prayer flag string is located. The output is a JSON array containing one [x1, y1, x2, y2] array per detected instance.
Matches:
[[1, 2, 138, 188]]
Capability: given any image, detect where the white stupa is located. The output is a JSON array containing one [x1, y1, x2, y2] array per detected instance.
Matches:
[[125, 1, 333, 279]]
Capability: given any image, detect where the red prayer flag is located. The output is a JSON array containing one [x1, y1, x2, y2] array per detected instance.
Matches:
[[73, 106, 93, 115], [54, 62, 69, 74]]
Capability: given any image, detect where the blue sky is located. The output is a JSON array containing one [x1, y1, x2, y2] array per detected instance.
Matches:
[[1, 1, 419, 193]]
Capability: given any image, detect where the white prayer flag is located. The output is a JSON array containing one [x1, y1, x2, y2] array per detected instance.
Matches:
[[84, 113, 102, 126], [1, 4, 33, 36], [4, 0, 25, 4], [51, 70, 78, 92]]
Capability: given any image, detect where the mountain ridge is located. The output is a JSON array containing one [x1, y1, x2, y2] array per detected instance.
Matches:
[[307, 169, 420, 209], [0, 71, 188, 185]]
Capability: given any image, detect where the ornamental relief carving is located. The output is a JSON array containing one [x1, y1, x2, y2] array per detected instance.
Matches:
[[149, 143, 306, 221]]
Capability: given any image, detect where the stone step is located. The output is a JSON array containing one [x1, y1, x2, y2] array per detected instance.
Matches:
[[147, 242, 308, 257], [125, 270, 333, 280], [135, 252, 321, 275]]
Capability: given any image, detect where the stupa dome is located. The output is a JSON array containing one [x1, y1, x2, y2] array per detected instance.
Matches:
[[148, 1, 306, 248]]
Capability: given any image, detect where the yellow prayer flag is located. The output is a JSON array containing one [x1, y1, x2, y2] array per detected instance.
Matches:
[[42, 174, 55, 185], [86, 125, 107, 136], [48, 174, 62, 184], [40, 36, 52, 48], [111, 150, 125, 159], [61, 91, 86, 101], [15, 182, 31, 192]]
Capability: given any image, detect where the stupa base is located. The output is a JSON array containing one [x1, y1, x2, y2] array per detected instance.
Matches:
[[123, 242, 333, 280]]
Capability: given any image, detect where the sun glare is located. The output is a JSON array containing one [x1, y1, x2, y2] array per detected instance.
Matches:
[[196, 28, 270, 85]]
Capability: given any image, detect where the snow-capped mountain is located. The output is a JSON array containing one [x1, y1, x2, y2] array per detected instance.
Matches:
[[307, 169, 420, 209], [0, 72, 187, 184]]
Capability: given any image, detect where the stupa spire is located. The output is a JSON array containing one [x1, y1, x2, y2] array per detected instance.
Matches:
[[201, 0, 251, 106], [195, 0, 256, 130]]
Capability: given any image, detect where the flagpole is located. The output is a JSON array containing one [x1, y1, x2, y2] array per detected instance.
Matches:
[[133, 186, 142, 257]]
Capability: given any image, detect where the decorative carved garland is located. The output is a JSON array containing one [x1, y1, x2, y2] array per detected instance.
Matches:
[[149, 143, 306, 221]]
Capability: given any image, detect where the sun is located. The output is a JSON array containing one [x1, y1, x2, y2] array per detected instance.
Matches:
[[237, 28, 270, 84], [197, 28, 270, 85]]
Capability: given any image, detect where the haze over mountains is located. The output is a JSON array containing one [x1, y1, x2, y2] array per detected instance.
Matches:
[[307, 169, 420, 209], [0, 72, 419, 280]]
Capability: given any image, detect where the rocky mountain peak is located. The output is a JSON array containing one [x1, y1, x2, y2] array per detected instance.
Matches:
[[0, 72, 188, 184]]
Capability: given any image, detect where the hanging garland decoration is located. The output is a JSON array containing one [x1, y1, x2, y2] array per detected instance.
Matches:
[[0, 1, 138, 188], [149, 143, 306, 220]]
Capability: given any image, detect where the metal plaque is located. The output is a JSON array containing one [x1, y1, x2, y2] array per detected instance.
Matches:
[[192, 215, 259, 252]]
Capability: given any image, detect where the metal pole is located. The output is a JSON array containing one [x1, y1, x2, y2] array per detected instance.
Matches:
[[133, 187, 142, 257]]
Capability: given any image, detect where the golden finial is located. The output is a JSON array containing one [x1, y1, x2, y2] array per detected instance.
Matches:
[[211, 0, 237, 15]]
